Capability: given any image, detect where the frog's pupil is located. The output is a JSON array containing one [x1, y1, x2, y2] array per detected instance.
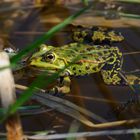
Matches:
[[47, 54, 54, 59]]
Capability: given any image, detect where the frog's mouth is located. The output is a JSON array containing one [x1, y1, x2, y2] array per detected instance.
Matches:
[[29, 66, 58, 74], [29, 66, 71, 77], [29, 61, 70, 76]]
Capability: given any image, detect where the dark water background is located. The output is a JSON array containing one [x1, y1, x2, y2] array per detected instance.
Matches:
[[0, 1, 140, 140]]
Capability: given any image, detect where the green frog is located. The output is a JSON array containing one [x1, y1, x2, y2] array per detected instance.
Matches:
[[71, 26, 124, 45], [29, 43, 140, 95]]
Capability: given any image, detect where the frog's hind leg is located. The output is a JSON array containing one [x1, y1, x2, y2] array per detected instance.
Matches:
[[100, 47, 140, 86], [100, 47, 125, 85]]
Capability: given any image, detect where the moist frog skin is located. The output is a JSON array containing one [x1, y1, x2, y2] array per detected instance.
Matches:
[[29, 43, 140, 95]]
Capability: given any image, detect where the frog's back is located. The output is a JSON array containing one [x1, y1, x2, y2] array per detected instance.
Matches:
[[58, 43, 119, 76]]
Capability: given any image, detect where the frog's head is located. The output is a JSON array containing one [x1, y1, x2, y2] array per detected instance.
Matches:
[[29, 44, 70, 76]]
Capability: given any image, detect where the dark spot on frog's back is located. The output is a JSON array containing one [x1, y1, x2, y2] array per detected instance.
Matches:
[[74, 72, 77, 76], [79, 70, 81, 73], [73, 48, 78, 51], [92, 67, 97, 71], [86, 47, 93, 51], [82, 56, 87, 59], [93, 63, 103, 71], [85, 66, 90, 70], [98, 52, 103, 56], [109, 58, 115, 62], [95, 58, 100, 61], [73, 67, 76, 70]]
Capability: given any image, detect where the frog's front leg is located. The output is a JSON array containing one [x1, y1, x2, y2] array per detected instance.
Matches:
[[46, 76, 71, 95], [57, 76, 71, 94]]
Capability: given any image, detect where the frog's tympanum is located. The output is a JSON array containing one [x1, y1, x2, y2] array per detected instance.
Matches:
[[71, 26, 124, 45], [29, 43, 140, 95]]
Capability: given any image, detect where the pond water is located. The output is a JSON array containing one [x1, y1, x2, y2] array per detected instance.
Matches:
[[0, 0, 140, 140]]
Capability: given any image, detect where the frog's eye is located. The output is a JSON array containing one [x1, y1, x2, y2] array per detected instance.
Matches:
[[46, 53, 55, 60], [43, 53, 55, 62]]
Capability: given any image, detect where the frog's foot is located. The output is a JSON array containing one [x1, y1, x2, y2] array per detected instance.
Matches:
[[125, 74, 140, 85], [45, 87, 65, 97], [46, 76, 71, 96], [101, 71, 140, 87], [47, 86, 70, 97]]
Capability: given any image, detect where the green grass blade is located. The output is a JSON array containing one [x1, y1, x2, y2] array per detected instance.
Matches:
[[81, 0, 89, 5], [101, 0, 140, 4], [117, 0, 140, 4], [120, 13, 140, 19], [11, 5, 91, 65]]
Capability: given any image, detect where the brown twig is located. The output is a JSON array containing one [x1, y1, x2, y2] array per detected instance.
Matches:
[[15, 83, 140, 129]]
